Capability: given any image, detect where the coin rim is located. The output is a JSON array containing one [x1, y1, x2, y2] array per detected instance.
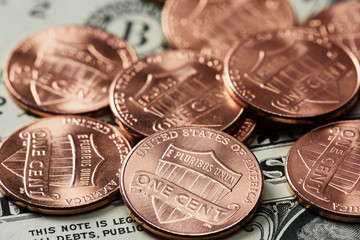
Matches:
[[161, 0, 296, 51], [3, 24, 138, 117], [223, 29, 360, 124], [109, 49, 245, 139], [119, 126, 264, 238], [285, 120, 360, 222], [0, 115, 132, 215]]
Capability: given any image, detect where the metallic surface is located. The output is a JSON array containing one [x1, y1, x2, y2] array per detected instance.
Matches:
[[230, 115, 257, 145], [120, 126, 264, 238], [162, 0, 295, 60], [0, 116, 132, 214], [285, 120, 360, 222], [305, 1, 360, 61], [3, 25, 138, 116], [224, 28, 360, 124], [110, 50, 244, 138]]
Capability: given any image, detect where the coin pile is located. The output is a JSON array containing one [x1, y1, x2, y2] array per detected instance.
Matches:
[[1, 0, 360, 239]]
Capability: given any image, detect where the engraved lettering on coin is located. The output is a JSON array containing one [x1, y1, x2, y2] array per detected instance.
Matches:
[[285, 120, 360, 221], [120, 127, 263, 238], [3, 25, 137, 116], [131, 144, 242, 224], [224, 29, 360, 123], [230, 116, 257, 144], [0, 116, 131, 214], [110, 50, 243, 138]]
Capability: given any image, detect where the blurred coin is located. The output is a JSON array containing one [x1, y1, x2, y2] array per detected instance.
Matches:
[[110, 50, 244, 139], [285, 120, 360, 222], [3, 25, 138, 116], [224, 28, 360, 124], [162, 0, 295, 60], [0, 116, 131, 214], [305, 1, 360, 61], [120, 126, 264, 238]]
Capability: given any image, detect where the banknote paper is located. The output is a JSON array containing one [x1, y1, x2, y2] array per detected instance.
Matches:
[[0, 0, 359, 239]]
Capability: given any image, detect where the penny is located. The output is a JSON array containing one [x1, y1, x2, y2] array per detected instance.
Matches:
[[162, 0, 295, 60], [110, 50, 244, 139], [304, 1, 360, 61], [224, 28, 360, 124], [3, 25, 138, 116], [285, 120, 360, 222], [230, 114, 257, 145], [120, 126, 264, 238], [0, 116, 132, 214]]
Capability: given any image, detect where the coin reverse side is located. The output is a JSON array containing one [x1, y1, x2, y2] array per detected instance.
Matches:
[[162, 0, 295, 59], [0, 116, 131, 214], [120, 127, 264, 238], [285, 120, 360, 222], [3, 25, 138, 116], [224, 29, 360, 124], [110, 50, 243, 139]]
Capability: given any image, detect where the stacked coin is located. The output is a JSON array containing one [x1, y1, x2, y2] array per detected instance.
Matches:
[[160, 0, 360, 227], [0, 25, 138, 214], [0, 23, 262, 240], [284, 1, 360, 223], [1, 0, 360, 239]]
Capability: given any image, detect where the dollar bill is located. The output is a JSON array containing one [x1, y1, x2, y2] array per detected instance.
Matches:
[[1, 0, 359, 239], [288, 0, 354, 24]]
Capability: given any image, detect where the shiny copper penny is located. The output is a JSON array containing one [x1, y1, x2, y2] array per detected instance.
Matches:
[[305, 1, 360, 61], [120, 126, 264, 238], [224, 28, 360, 124], [3, 25, 138, 116], [162, 0, 295, 60], [285, 120, 360, 222], [110, 50, 244, 139], [0, 116, 131, 214]]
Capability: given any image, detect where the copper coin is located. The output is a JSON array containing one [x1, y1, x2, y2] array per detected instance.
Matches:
[[110, 50, 244, 139], [285, 120, 360, 222], [162, 0, 295, 60], [0, 116, 131, 214], [224, 28, 360, 124], [305, 1, 360, 61], [3, 25, 138, 116], [230, 115, 257, 145], [120, 126, 264, 238]]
